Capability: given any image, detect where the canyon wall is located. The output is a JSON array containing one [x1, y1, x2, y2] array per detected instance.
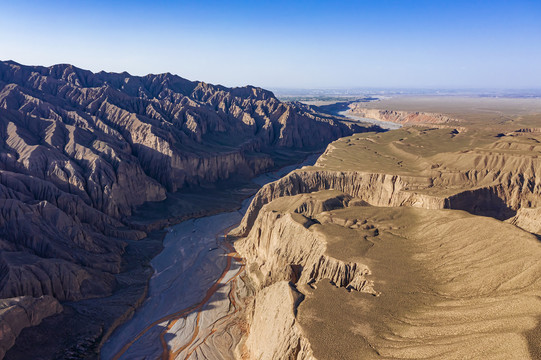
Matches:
[[241, 281, 314, 360], [348, 104, 461, 126], [235, 127, 541, 239], [231, 170, 443, 237], [236, 193, 377, 294], [233, 126, 541, 359], [235, 191, 381, 360], [0, 61, 373, 358]]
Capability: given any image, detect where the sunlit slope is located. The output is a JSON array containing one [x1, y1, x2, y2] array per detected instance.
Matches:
[[296, 198, 541, 360], [234, 127, 541, 238], [233, 124, 541, 359], [235, 189, 541, 359]]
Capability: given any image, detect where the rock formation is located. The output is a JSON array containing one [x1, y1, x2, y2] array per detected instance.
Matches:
[[0, 296, 62, 359], [348, 103, 462, 126], [234, 127, 541, 238], [233, 124, 541, 359], [236, 191, 377, 295], [242, 281, 314, 360], [508, 207, 541, 235], [0, 60, 372, 358]]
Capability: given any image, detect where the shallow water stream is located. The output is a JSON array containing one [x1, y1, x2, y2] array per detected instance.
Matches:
[[338, 110, 402, 130]]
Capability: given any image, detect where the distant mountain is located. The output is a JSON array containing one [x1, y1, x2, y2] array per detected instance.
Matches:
[[0, 60, 369, 314]]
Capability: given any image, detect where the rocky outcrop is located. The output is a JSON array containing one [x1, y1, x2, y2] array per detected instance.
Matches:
[[348, 105, 461, 126], [236, 195, 376, 294], [235, 192, 378, 360], [234, 175, 541, 360], [508, 207, 541, 235], [242, 282, 314, 360], [232, 170, 444, 237], [0, 296, 62, 359], [234, 128, 541, 238]]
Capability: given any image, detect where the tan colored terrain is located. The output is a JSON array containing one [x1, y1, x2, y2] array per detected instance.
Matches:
[[234, 125, 541, 237], [348, 96, 541, 128], [232, 102, 541, 359], [348, 106, 462, 126], [236, 190, 541, 359]]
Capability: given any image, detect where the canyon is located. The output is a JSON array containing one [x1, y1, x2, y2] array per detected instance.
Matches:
[[104, 97, 541, 359], [0, 61, 374, 359], [1, 60, 541, 359]]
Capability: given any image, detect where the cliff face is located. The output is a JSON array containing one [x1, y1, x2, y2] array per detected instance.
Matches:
[[347, 104, 462, 126], [236, 191, 541, 359], [0, 60, 371, 357], [0, 296, 62, 359], [508, 207, 541, 235], [236, 192, 377, 295], [232, 170, 444, 237], [235, 191, 380, 360], [233, 126, 541, 359], [242, 281, 314, 360], [234, 127, 541, 239]]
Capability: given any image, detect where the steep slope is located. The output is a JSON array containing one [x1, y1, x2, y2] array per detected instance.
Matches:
[[0, 60, 372, 358], [232, 124, 541, 359], [235, 191, 541, 359], [233, 127, 541, 237], [347, 104, 462, 126]]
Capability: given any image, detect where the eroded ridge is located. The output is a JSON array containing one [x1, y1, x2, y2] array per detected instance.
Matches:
[[233, 127, 541, 238], [234, 190, 541, 359], [232, 127, 541, 359]]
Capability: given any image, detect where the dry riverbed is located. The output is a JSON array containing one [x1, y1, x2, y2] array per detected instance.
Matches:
[[100, 156, 320, 360]]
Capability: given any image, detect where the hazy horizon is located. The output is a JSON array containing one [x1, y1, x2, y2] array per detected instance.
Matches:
[[1, 0, 540, 89]]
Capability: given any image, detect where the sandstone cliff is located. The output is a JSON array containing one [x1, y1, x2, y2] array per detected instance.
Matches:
[[235, 191, 379, 360], [242, 281, 314, 360], [236, 192, 377, 295], [508, 207, 541, 235], [234, 127, 541, 238]]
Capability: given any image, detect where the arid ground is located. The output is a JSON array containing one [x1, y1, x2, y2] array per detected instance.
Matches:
[[231, 95, 541, 359]]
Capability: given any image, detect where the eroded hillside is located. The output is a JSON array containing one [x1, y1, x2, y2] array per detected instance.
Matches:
[[232, 122, 541, 359], [234, 126, 541, 236], [0, 61, 373, 358]]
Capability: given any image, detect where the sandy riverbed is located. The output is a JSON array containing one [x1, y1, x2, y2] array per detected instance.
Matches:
[[101, 155, 320, 360]]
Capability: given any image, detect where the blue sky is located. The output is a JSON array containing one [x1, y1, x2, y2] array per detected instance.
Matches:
[[1, 0, 540, 89]]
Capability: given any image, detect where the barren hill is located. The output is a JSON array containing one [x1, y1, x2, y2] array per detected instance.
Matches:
[[232, 119, 541, 359], [0, 60, 372, 357]]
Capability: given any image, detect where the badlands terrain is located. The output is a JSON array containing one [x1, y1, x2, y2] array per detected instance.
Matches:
[[231, 96, 541, 359], [0, 61, 372, 359], [1, 59, 540, 360]]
